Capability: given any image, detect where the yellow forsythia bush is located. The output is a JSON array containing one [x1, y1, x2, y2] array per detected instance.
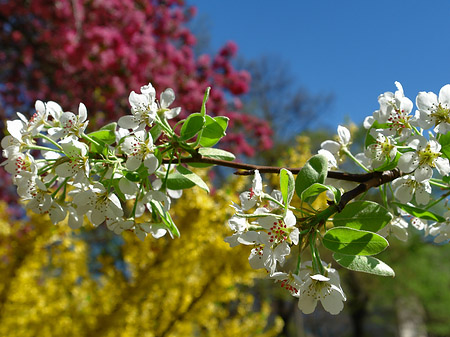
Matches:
[[0, 179, 283, 336]]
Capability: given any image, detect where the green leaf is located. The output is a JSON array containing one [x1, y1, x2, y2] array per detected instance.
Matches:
[[280, 168, 295, 208], [149, 200, 180, 238], [88, 138, 108, 156], [99, 122, 117, 133], [333, 253, 395, 277], [333, 201, 392, 232], [374, 152, 401, 172], [88, 127, 116, 145], [393, 202, 446, 222], [150, 124, 163, 141], [87, 123, 117, 155], [198, 116, 229, 147], [124, 171, 140, 182], [323, 227, 389, 256], [165, 172, 196, 190], [198, 147, 235, 161], [200, 87, 210, 116], [100, 122, 117, 132], [179, 113, 205, 141], [295, 154, 328, 199], [176, 165, 209, 193], [439, 132, 450, 160], [112, 179, 126, 201], [301, 183, 340, 204]]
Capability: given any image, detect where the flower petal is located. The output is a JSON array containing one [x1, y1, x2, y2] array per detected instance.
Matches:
[[320, 286, 345, 315], [414, 164, 433, 182], [416, 91, 437, 111], [298, 292, 318, 314], [118, 115, 139, 130], [321, 140, 340, 154], [144, 155, 159, 174], [337, 125, 351, 145], [439, 84, 450, 106], [160, 88, 175, 108], [399, 152, 420, 173], [126, 156, 142, 171], [435, 157, 450, 177]]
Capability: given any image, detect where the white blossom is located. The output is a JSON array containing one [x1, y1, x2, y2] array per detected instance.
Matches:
[[257, 211, 299, 246], [239, 169, 263, 211], [118, 82, 158, 130], [297, 262, 346, 315], [428, 211, 450, 243], [55, 138, 90, 183], [271, 272, 302, 297], [392, 175, 432, 205], [106, 217, 134, 235], [365, 133, 397, 168], [415, 84, 450, 134], [378, 216, 409, 241], [158, 88, 181, 120], [235, 230, 290, 274], [48, 103, 88, 140], [21, 176, 52, 214], [72, 183, 123, 226], [2, 152, 37, 179], [320, 125, 351, 164], [373, 81, 406, 123], [121, 130, 159, 173], [398, 136, 450, 181]]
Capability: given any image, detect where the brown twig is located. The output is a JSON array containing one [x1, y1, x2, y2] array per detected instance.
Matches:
[[162, 156, 383, 183]]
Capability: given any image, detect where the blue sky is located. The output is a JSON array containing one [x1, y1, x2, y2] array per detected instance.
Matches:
[[189, 0, 450, 130]]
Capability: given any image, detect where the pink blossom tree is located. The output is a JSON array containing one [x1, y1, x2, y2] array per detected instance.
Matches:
[[0, 0, 273, 201], [0, 0, 273, 153]]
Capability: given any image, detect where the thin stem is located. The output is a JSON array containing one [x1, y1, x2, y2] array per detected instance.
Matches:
[[343, 148, 370, 172], [35, 133, 63, 150], [130, 187, 141, 219], [25, 145, 63, 154], [45, 175, 58, 189], [290, 205, 314, 215], [379, 185, 388, 208], [162, 150, 175, 188], [81, 133, 101, 147], [295, 244, 302, 275], [106, 163, 118, 192], [261, 192, 284, 209], [425, 191, 450, 210], [309, 233, 324, 274], [429, 179, 449, 189], [51, 177, 70, 198], [38, 163, 54, 176], [155, 114, 174, 136]]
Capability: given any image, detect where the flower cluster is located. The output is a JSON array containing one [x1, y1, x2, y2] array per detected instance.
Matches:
[[226, 82, 450, 316], [319, 82, 450, 242], [225, 170, 346, 314], [1, 82, 185, 241]]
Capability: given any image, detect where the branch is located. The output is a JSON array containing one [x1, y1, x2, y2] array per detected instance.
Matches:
[[162, 156, 387, 183], [337, 168, 402, 211], [303, 168, 403, 231]]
